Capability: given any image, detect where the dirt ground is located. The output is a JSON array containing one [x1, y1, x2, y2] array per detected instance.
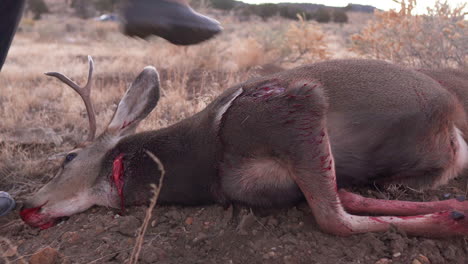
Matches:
[[1, 171, 467, 264]]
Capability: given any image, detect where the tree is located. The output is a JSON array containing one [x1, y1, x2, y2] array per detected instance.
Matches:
[[279, 5, 300, 20], [28, 0, 49, 20], [333, 9, 348, 24], [210, 0, 235, 11], [254, 3, 278, 21], [94, 0, 119, 13], [314, 8, 331, 23], [71, 0, 94, 18]]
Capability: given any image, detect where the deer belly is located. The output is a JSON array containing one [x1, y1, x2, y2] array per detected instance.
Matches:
[[220, 156, 303, 207]]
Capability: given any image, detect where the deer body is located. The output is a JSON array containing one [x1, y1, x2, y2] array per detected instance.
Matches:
[[21, 59, 468, 236]]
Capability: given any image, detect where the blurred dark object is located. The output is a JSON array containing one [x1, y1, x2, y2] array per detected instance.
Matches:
[[122, 0, 222, 45], [0, 191, 16, 217], [0, 0, 26, 71]]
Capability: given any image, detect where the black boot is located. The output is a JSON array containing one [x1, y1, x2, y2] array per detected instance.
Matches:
[[0, 192, 15, 217], [122, 0, 222, 45]]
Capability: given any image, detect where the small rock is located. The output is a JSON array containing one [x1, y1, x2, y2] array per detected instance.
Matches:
[[283, 255, 299, 264], [375, 258, 392, 264], [415, 254, 430, 263], [29, 247, 60, 264], [2, 245, 18, 257], [237, 211, 256, 235], [412, 260, 422, 264], [262, 251, 276, 259], [116, 215, 140, 236], [267, 216, 279, 226], [185, 217, 193, 225], [443, 193, 452, 199], [192, 232, 209, 243], [165, 209, 182, 221], [61, 231, 80, 244], [393, 252, 401, 258]]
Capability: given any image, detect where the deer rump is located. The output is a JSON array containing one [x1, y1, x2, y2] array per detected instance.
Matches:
[[21, 59, 468, 237]]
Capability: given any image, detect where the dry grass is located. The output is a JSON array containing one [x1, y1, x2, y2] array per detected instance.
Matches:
[[352, 0, 467, 69]]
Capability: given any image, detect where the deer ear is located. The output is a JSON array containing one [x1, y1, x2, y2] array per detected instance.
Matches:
[[105, 66, 160, 138]]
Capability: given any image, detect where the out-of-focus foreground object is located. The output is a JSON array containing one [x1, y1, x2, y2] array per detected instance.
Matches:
[[0, 0, 26, 71], [0, 192, 16, 217], [122, 0, 222, 45]]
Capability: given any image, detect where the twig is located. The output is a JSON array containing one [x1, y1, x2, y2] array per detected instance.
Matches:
[[127, 150, 165, 264]]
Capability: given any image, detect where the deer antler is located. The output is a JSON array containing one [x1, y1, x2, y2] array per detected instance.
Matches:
[[45, 56, 97, 142]]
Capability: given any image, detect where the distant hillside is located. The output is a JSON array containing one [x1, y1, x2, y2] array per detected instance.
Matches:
[[234, 1, 377, 13]]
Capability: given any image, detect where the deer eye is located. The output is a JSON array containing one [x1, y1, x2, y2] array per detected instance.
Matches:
[[65, 153, 77, 163]]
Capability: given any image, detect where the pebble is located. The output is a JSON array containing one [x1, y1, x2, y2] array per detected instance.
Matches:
[[61, 231, 80, 244], [375, 258, 392, 264], [237, 212, 256, 235], [185, 217, 194, 225], [192, 232, 209, 243], [413, 254, 430, 264], [29, 247, 60, 264], [393, 252, 401, 258], [262, 251, 276, 259], [116, 215, 141, 236]]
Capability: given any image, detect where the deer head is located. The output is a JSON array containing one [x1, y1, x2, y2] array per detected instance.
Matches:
[[20, 56, 160, 229]]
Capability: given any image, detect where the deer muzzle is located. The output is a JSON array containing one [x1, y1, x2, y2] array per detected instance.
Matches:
[[20, 203, 58, 229]]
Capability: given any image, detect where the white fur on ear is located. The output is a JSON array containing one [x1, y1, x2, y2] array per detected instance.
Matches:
[[106, 66, 160, 137]]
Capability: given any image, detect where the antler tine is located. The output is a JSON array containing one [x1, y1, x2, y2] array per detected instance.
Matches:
[[45, 55, 97, 142]]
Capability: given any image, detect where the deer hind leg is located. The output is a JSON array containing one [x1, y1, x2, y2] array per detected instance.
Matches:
[[220, 79, 468, 237], [339, 189, 468, 216], [339, 125, 468, 217]]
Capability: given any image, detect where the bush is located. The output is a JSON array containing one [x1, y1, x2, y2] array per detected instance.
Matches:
[[279, 6, 313, 21], [254, 4, 279, 21], [28, 0, 49, 20], [333, 9, 348, 23], [314, 8, 331, 23], [281, 15, 330, 63], [352, 0, 467, 69], [210, 0, 235, 11]]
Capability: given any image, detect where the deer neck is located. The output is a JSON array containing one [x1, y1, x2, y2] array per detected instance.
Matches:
[[106, 112, 224, 208]]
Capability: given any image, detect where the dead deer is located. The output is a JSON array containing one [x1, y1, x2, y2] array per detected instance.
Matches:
[[20, 57, 468, 236]]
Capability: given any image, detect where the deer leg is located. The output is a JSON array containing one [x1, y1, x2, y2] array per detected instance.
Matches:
[[275, 83, 468, 236], [292, 123, 468, 236], [339, 189, 468, 216]]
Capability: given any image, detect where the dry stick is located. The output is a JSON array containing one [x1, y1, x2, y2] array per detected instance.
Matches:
[[127, 150, 165, 264]]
